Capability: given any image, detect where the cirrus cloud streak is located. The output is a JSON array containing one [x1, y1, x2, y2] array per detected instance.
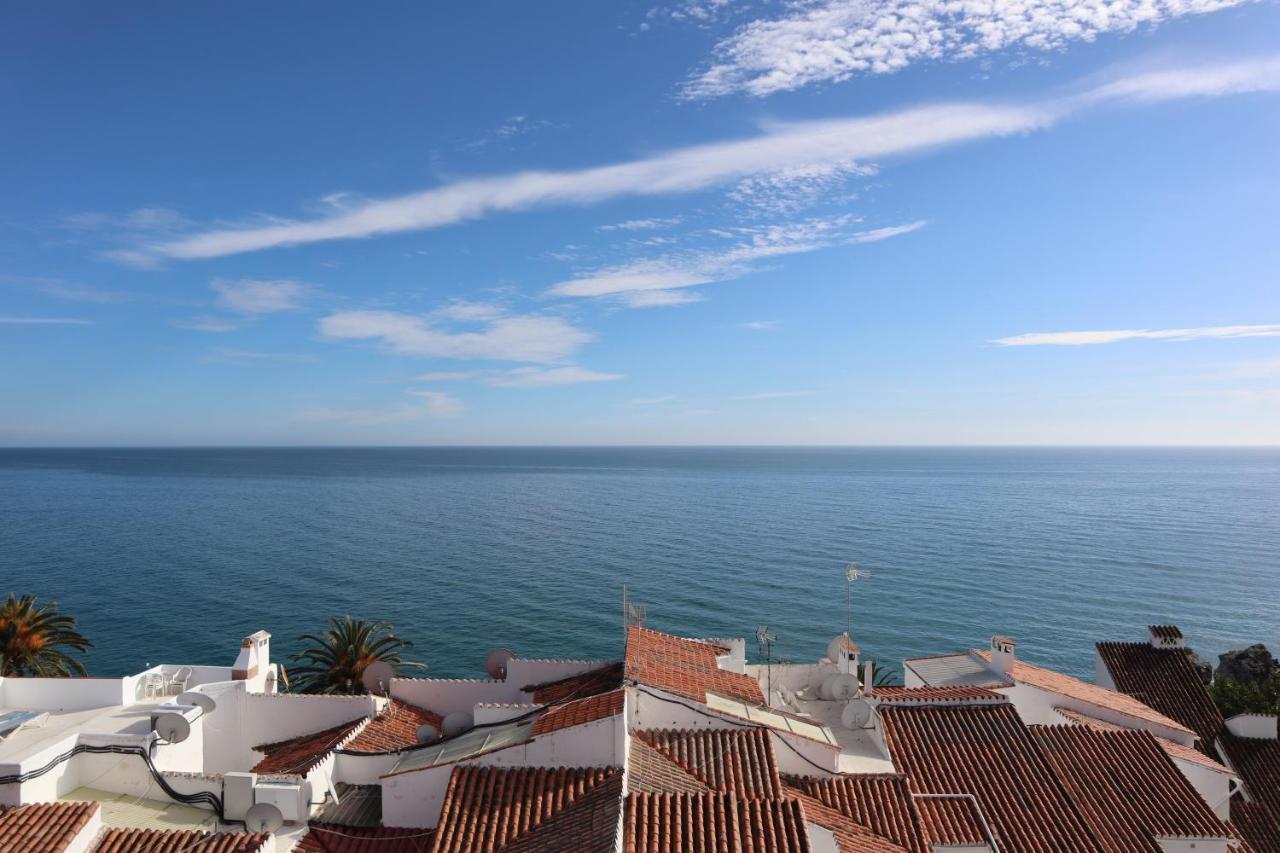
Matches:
[[992, 324, 1280, 346]]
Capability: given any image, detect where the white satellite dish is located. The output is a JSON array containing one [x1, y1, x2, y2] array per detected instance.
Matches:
[[416, 723, 442, 744], [822, 673, 860, 702], [485, 648, 517, 680], [154, 712, 191, 745], [176, 692, 216, 715], [841, 699, 873, 730], [808, 663, 836, 696], [442, 711, 473, 738], [362, 661, 396, 696], [244, 802, 284, 834]]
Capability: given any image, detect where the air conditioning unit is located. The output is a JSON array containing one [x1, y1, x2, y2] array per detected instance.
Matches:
[[254, 780, 306, 823]]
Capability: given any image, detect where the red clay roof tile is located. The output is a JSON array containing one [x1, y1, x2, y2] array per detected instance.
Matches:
[[785, 788, 907, 853], [1095, 641, 1222, 750], [912, 795, 989, 848], [523, 662, 624, 705], [1033, 725, 1233, 852], [531, 689, 624, 736], [624, 792, 811, 853], [781, 775, 929, 853], [879, 702, 1103, 853], [429, 765, 621, 853], [1221, 733, 1280, 844], [628, 735, 714, 795], [636, 729, 782, 799], [344, 699, 443, 753], [625, 627, 763, 705], [1054, 706, 1234, 774], [976, 649, 1192, 734], [251, 718, 366, 775], [0, 802, 97, 853], [296, 823, 435, 852], [93, 827, 269, 852], [1232, 801, 1276, 853], [871, 685, 1007, 704]]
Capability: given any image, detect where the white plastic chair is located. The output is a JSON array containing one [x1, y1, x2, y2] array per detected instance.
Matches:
[[165, 667, 192, 695]]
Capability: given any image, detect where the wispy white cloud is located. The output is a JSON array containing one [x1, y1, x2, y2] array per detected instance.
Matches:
[[548, 215, 920, 300], [121, 58, 1280, 264], [212, 278, 311, 315], [405, 390, 465, 416], [414, 370, 483, 381], [741, 320, 778, 330], [729, 161, 871, 215], [202, 348, 317, 365], [992, 324, 1280, 346], [60, 207, 189, 234], [730, 390, 819, 400], [597, 217, 684, 232], [619, 289, 708, 308], [0, 275, 133, 304], [681, 0, 1259, 98], [296, 389, 464, 424], [177, 316, 244, 333], [0, 316, 93, 325], [852, 220, 929, 243], [485, 366, 625, 387], [623, 395, 678, 407], [319, 303, 593, 363]]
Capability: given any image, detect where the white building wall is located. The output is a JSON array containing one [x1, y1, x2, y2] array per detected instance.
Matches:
[[506, 659, 614, 690], [390, 679, 523, 715]]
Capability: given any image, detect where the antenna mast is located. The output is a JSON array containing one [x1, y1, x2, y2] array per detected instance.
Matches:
[[845, 561, 871, 639]]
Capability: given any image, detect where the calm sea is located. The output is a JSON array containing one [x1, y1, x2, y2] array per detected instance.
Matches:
[[1, 448, 1276, 681]]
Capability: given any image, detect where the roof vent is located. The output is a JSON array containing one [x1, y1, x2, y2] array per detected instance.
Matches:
[[990, 636, 1016, 677], [1147, 625, 1185, 650]]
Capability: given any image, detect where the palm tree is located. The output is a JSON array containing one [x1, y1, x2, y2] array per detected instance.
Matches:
[[0, 594, 94, 677], [288, 616, 426, 694]]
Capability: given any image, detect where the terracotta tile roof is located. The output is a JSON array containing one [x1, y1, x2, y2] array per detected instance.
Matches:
[[781, 775, 929, 853], [429, 765, 621, 853], [251, 718, 366, 775], [523, 662, 624, 704], [503, 774, 624, 853], [879, 702, 1103, 853], [1232, 801, 1277, 853], [976, 649, 1192, 735], [784, 787, 907, 853], [531, 689, 624, 735], [1032, 725, 1233, 852], [344, 699, 443, 753], [1095, 641, 1223, 751], [635, 729, 782, 798], [1148, 625, 1183, 641], [1054, 706, 1235, 774], [628, 735, 714, 795], [93, 828, 269, 852], [870, 685, 1007, 704], [913, 796, 989, 848], [296, 823, 435, 852], [1220, 733, 1280, 840], [623, 792, 811, 853], [0, 802, 97, 853], [625, 626, 764, 705]]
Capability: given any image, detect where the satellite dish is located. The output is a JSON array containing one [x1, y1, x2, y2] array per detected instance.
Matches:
[[362, 662, 396, 696], [486, 648, 516, 680], [244, 802, 284, 834], [822, 673, 860, 702], [176, 692, 216, 715], [808, 663, 836, 696], [154, 712, 191, 744], [442, 711, 473, 738], [416, 723, 442, 744], [842, 699, 873, 730]]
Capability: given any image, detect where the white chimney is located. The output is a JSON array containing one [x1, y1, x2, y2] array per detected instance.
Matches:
[[990, 636, 1016, 677], [1147, 625, 1185, 650], [862, 660, 875, 695]]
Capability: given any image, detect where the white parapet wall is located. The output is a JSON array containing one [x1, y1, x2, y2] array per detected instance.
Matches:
[[1224, 713, 1278, 740]]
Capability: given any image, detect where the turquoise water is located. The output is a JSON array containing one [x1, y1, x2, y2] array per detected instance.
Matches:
[[1, 448, 1277, 680]]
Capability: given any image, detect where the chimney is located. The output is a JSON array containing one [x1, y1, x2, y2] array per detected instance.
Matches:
[[1147, 625, 1185, 650], [990, 636, 1016, 677], [232, 630, 272, 681]]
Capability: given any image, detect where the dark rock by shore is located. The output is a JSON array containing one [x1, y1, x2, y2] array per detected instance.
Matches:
[[1218, 644, 1277, 684]]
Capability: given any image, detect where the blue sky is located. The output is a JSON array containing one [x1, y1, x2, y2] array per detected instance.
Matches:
[[2, 1, 1278, 445]]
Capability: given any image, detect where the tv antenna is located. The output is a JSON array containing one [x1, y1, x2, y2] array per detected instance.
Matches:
[[622, 586, 647, 632], [756, 626, 776, 700], [845, 561, 871, 638]]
